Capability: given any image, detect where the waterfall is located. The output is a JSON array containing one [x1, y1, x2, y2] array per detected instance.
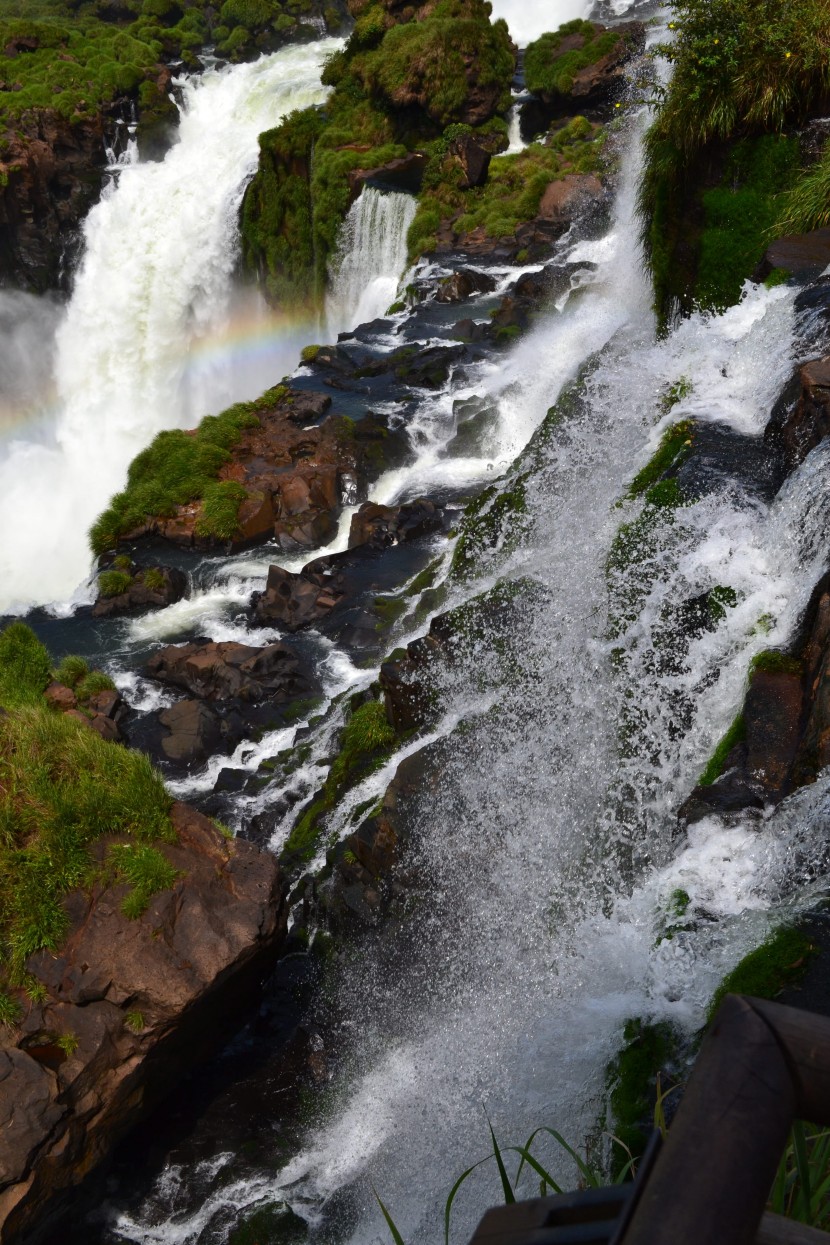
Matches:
[[0, 39, 341, 615], [325, 187, 417, 338], [101, 56, 830, 1244]]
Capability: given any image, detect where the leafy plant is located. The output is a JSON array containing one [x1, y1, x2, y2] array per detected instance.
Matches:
[[125, 1009, 145, 1032], [770, 1122, 830, 1228], [56, 1031, 79, 1057]]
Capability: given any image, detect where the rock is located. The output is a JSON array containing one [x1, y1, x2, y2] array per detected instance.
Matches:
[[158, 699, 223, 764], [447, 132, 491, 189], [765, 355, 830, 471], [0, 804, 286, 1244], [525, 21, 646, 117], [87, 713, 121, 744], [537, 173, 605, 222], [391, 343, 467, 388], [92, 566, 188, 619], [0, 110, 112, 292], [44, 682, 76, 712], [146, 640, 317, 704], [254, 564, 346, 632], [347, 153, 427, 198], [121, 391, 406, 559], [86, 689, 122, 720], [348, 498, 444, 549], [435, 268, 497, 303], [754, 228, 830, 283]]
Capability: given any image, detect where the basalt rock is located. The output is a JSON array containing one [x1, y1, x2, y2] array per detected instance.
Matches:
[[435, 268, 497, 304], [765, 354, 830, 472], [122, 388, 406, 557], [348, 498, 444, 549], [447, 133, 491, 189], [92, 565, 188, 618], [0, 804, 286, 1245], [754, 228, 830, 284], [146, 639, 317, 704], [347, 153, 427, 199], [524, 22, 646, 120], [0, 110, 112, 292]]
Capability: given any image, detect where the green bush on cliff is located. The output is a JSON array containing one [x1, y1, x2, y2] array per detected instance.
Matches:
[[242, 0, 514, 309], [90, 400, 262, 554], [640, 0, 830, 323], [524, 20, 621, 99], [408, 124, 603, 259], [0, 622, 52, 708]]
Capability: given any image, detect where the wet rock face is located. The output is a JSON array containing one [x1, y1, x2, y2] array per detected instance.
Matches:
[[0, 804, 286, 1245], [754, 228, 830, 285], [522, 21, 646, 124], [765, 354, 830, 472], [0, 111, 111, 293]]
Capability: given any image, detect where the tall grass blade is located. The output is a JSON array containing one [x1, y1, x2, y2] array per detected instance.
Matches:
[[793, 1121, 812, 1222], [373, 1187, 406, 1245], [443, 1158, 490, 1245], [487, 1119, 515, 1204]]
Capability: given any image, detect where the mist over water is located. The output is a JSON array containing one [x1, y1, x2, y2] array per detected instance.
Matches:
[[0, 40, 341, 615]]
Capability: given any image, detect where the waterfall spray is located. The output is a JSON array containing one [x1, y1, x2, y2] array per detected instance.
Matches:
[[325, 187, 417, 338]]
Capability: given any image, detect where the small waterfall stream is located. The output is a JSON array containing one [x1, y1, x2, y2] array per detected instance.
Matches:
[[325, 187, 418, 338]]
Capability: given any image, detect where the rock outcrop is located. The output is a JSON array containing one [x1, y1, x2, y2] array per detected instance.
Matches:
[[146, 640, 317, 705], [0, 804, 286, 1245]]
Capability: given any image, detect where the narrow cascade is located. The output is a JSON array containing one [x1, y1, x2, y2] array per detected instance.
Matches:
[[0, 38, 340, 616], [325, 187, 417, 338]]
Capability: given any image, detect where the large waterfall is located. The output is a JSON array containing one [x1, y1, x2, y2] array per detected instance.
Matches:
[[0, 39, 340, 615], [325, 187, 418, 339], [85, 34, 830, 1245]]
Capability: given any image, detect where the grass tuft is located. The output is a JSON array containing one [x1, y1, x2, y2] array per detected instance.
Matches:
[[109, 842, 179, 919]]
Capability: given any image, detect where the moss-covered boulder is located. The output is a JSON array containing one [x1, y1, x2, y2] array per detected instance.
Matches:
[[524, 19, 645, 116]]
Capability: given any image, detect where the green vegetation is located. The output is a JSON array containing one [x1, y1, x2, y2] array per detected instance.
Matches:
[[659, 375, 692, 415], [0, 623, 175, 986], [0, 621, 51, 708], [639, 0, 830, 323], [98, 568, 133, 597], [242, 0, 514, 309], [142, 566, 165, 592], [283, 698, 397, 863], [750, 649, 803, 677], [88, 390, 289, 554], [0, 991, 21, 1028], [408, 118, 603, 259], [300, 343, 322, 363], [625, 420, 693, 500], [771, 1122, 830, 1230], [125, 1009, 145, 1032], [525, 20, 622, 99], [109, 842, 179, 918], [607, 1019, 678, 1175], [698, 714, 745, 786], [706, 925, 814, 1022], [450, 476, 529, 582], [56, 1031, 80, 1057]]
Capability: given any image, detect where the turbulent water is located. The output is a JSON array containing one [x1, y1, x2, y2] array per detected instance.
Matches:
[[0, 39, 341, 615], [3, 4, 830, 1244], [325, 187, 418, 338]]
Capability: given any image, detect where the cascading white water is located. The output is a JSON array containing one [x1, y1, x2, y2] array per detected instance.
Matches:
[[0, 39, 341, 615], [325, 187, 417, 338]]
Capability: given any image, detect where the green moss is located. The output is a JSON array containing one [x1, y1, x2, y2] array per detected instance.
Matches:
[[282, 699, 397, 863], [607, 1019, 677, 1176], [749, 649, 803, 677], [524, 20, 622, 99], [228, 1202, 308, 1245], [698, 714, 746, 787], [450, 475, 529, 582], [706, 925, 814, 1023], [408, 127, 604, 261], [300, 343, 322, 363], [626, 421, 694, 500], [90, 397, 263, 554], [98, 568, 133, 598]]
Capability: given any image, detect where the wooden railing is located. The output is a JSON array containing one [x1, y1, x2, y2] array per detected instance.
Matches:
[[467, 995, 830, 1245]]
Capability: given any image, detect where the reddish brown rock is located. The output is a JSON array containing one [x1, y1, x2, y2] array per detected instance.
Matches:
[[447, 132, 491, 189], [254, 564, 346, 632], [92, 565, 188, 619], [146, 639, 317, 704], [766, 355, 830, 470], [348, 498, 444, 549], [435, 268, 497, 304], [157, 699, 223, 764], [0, 804, 286, 1244], [538, 173, 604, 222], [43, 682, 76, 713]]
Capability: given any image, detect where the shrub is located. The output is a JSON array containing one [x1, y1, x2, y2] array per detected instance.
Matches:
[[76, 670, 117, 702], [125, 1009, 145, 1031], [53, 654, 89, 690], [90, 399, 260, 554], [141, 566, 165, 591], [56, 1031, 80, 1056], [98, 568, 133, 598], [525, 20, 621, 98]]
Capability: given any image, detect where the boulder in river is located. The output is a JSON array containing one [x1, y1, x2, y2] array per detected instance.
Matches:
[[146, 640, 317, 704]]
